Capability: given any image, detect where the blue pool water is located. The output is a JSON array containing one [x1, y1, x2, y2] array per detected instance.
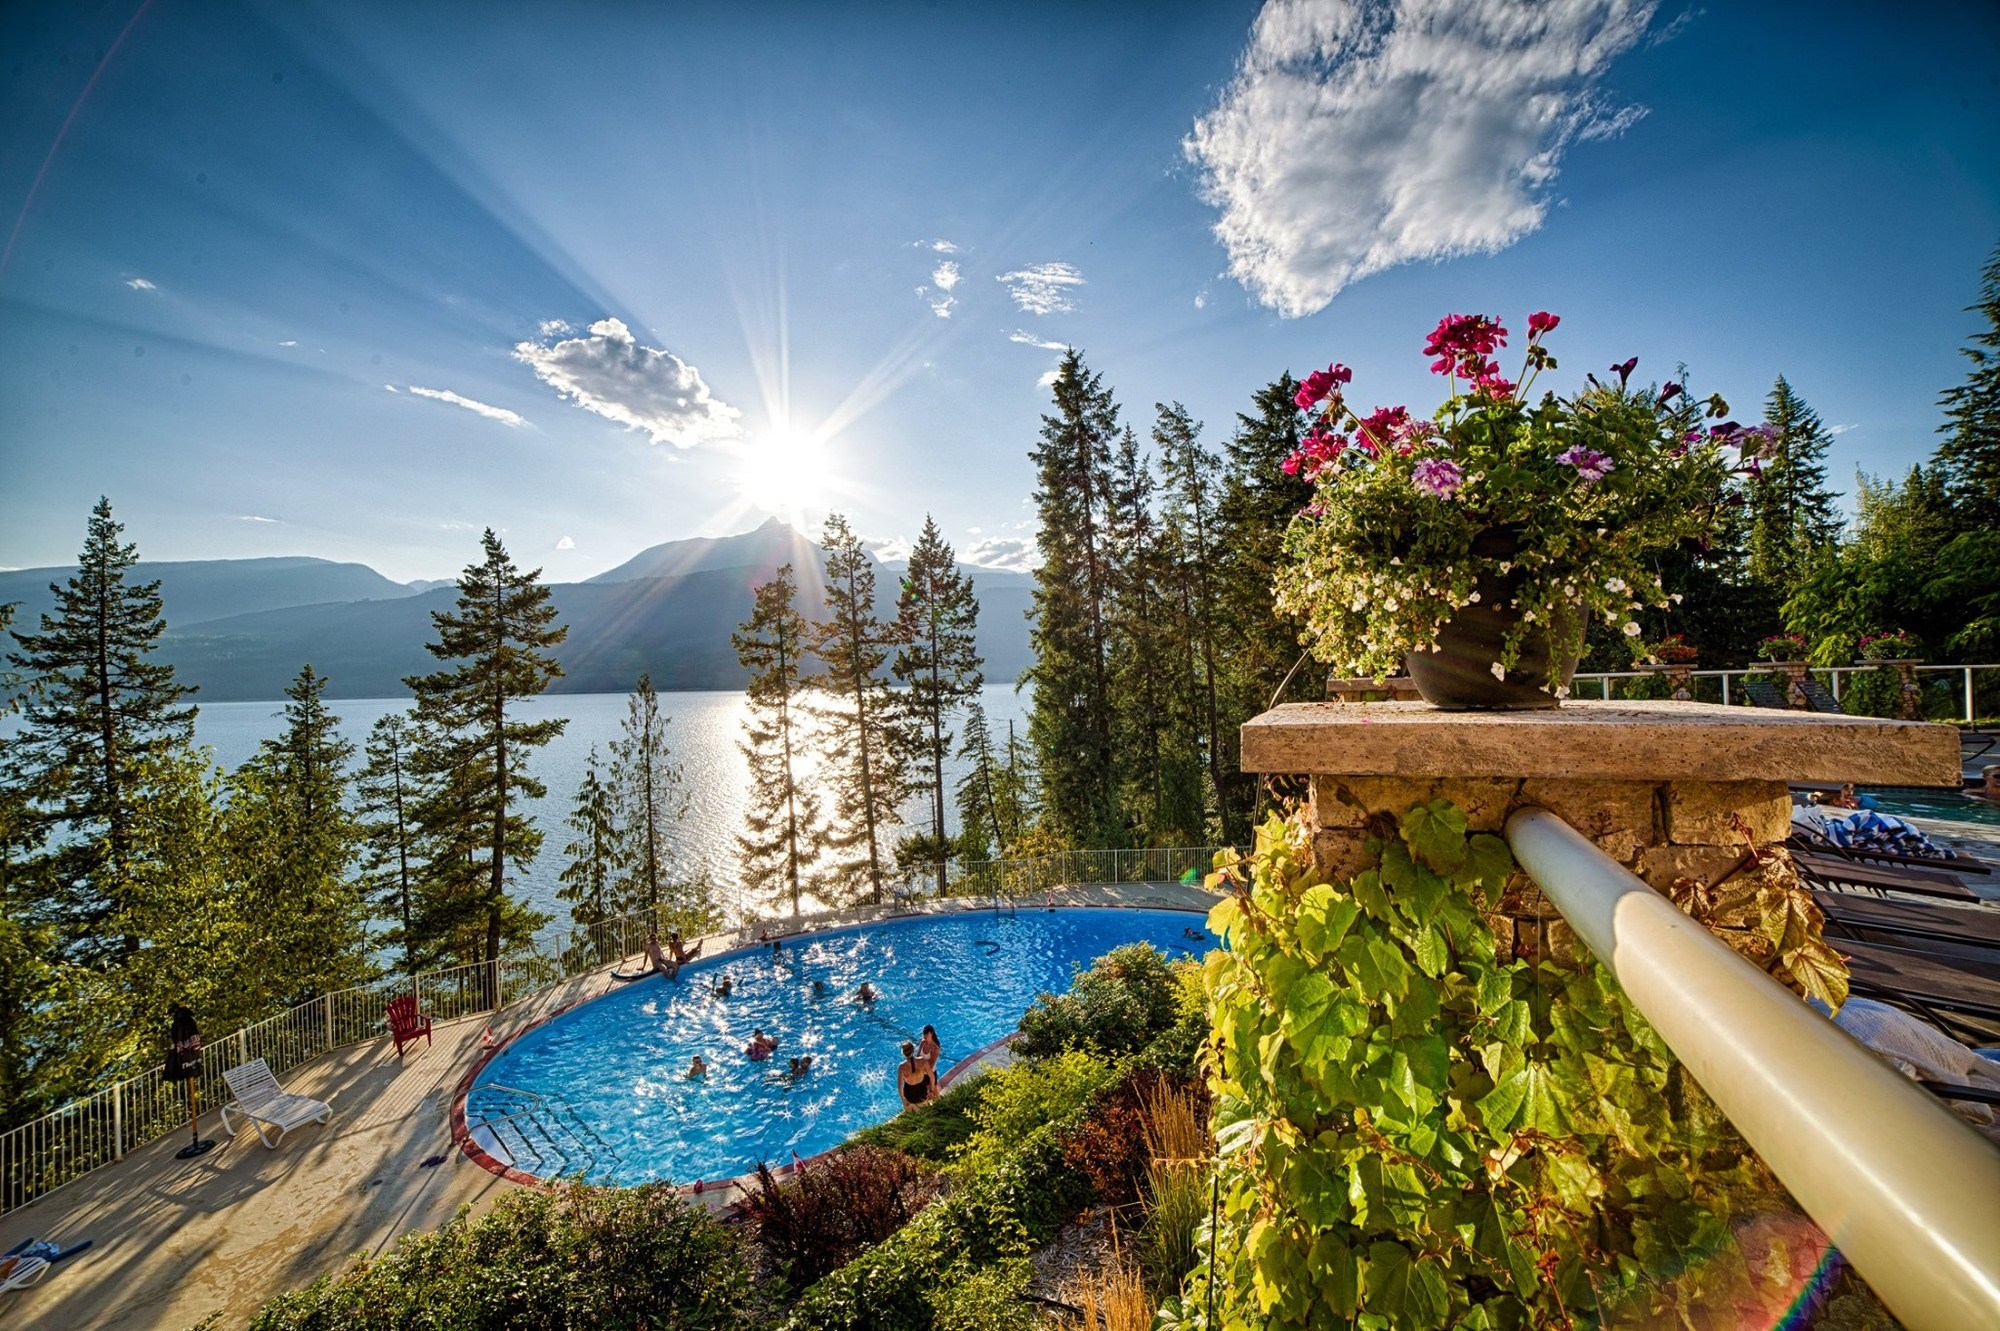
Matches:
[[468, 907, 1215, 1185], [1859, 788, 2000, 828]]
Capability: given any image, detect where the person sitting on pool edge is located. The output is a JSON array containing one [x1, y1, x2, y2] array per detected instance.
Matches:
[[666, 930, 702, 965], [854, 982, 878, 1005], [918, 1024, 941, 1070], [714, 975, 733, 998], [746, 1028, 779, 1060], [644, 931, 679, 979], [897, 1041, 936, 1109], [686, 1054, 708, 1079]]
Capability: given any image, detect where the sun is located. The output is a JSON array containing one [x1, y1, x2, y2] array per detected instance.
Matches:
[[740, 422, 835, 527]]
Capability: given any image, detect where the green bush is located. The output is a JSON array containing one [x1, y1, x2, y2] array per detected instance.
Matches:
[[743, 1145, 939, 1289], [246, 1183, 755, 1331], [1014, 942, 1180, 1061], [846, 1073, 988, 1163], [951, 1050, 1112, 1178]]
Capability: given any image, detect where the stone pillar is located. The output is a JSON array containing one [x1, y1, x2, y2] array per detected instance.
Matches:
[[1240, 701, 1960, 958], [1765, 660, 1813, 709], [1876, 659, 1923, 721]]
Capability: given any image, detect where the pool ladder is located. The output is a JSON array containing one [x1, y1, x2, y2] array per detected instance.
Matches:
[[466, 1084, 623, 1184]]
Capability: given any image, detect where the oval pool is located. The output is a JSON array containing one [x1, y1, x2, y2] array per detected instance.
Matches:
[[465, 906, 1214, 1186]]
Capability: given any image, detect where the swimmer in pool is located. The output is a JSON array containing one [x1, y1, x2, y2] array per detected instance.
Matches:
[[746, 1028, 779, 1060], [686, 1054, 708, 1079], [855, 983, 878, 1005], [812, 979, 826, 998], [787, 1054, 813, 1079], [1183, 927, 1205, 941], [714, 975, 733, 998], [897, 1041, 936, 1109]]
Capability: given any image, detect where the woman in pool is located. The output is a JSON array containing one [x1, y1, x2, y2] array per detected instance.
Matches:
[[786, 1054, 813, 1079], [897, 1041, 936, 1109], [854, 982, 878, 1005], [686, 1054, 707, 1079], [746, 1029, 778, 1060], [918, 1024, 941, 1070]]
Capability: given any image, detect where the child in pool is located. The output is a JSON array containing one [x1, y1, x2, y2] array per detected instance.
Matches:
[[714, 975, 734, 998], [686, 1054, 708, 1079]]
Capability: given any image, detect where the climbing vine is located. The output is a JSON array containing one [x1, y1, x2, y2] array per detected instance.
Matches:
[[1169, 802, 1874, 1330]]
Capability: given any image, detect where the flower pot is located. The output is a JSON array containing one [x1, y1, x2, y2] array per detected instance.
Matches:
[[1403, 531, 1582, 710], [1651, 662, 1696, 701]]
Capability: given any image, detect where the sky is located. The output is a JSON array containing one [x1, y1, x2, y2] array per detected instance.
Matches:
[[1, 0, 1996, 584]]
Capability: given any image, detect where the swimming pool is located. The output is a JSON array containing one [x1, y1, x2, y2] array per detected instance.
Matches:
[[1858, 788, 2000, 828], [464, 906, 1215, 1187]]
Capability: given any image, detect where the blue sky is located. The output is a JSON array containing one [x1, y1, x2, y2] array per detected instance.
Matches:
[[2, 0, 1996, 583]]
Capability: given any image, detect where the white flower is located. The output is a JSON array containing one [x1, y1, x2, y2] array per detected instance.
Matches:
[[1554, 685, 1570, 701], [1671, 592, 1684, 604], [1467, 591, 1481, 603], [1623, 621, 1641, 636], [1605, 577, 1628, 594], [1490, 662, 1507, 681]]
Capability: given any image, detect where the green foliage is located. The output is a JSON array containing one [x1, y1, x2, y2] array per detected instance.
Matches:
[[1181, 804, 1850, 1329], [245, 1183, 756, 1331], [744, 1145, 939, 1289], [1014, 941, 1182, 1062], [735, 564, 824, 919], [952, 1050, 1113, 1179], [891, 514, 981, 896], [1936, 239, 2000, 528], [355, 712, 424, 976], [928, 1260, 1041, 1331], [1748, 374, 1842, 588], [847, 1073, 990, 1163]]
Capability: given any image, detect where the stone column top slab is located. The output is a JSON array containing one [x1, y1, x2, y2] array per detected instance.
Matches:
[[1240, 700, 1961, 787]]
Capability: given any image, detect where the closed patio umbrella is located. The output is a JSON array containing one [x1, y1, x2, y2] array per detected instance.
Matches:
[[164, 1004, 215, 1159]]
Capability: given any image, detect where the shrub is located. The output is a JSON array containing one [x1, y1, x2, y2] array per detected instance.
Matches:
[[1015, 942, 1180, 1061], [846, 1073, 987, 1163], [743, 1145, 939, 1288], [952, 1050, 1112, 1178], [246, 1183, 754, 1331], [1131, 959, 1209, 1075], [929, 1260, 1041, 1331]]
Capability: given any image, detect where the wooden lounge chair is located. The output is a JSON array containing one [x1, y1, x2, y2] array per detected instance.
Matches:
[[220, 1058, 333, 1148], [386, 994, 432, 1059], [1838, 939, 2000, 1041], [1789, 846, 1978, 902]]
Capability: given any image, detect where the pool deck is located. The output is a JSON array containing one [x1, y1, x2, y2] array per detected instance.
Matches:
[[0, 882, 1218, 1330]]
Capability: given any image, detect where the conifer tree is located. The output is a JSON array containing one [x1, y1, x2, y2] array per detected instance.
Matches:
[[810, 516, 905, 905], [1156, 401, 1235, 841], [952, 701, 1015, 861], [356, 712, 425, 979], [610, 673, 704, 928], [406, 530, 566, 973], [1025, 350, 1120, 847], [1938, 240, 2000, 529], [1749, 375, 1842, 587], [891, 516, 981, 894], [558, 747, 619, 931], [7, 498, 197, 963], [735, 565, 822, 920]]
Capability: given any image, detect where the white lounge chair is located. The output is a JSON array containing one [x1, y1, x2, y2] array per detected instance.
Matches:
[[220, 1058, 332, 1148]]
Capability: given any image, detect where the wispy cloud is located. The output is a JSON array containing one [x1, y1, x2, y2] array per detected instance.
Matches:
[[125, 277, 155, 290], [408, 385, 527, 427], [1829, 422, 1860, 436], [279, 339, 298, 347], [514, 317, 741, 448], [1186, 0, 1656, 317], [538, 318, 572, 336], [932, 261, 961, 293], [963, 536, 1039, 572], [239, 514, 278, 524], [383, 384, 399, 392], [916, 238, 959, 253], [556, 535, 576, 550], [867, 536, 913, 564], [1008, 329, 1067, 351], [917, 259, 963, 318], [1194, 290, 1209, 310], [997, 262, 1085, 315], [1036, 368, 1060, 389]]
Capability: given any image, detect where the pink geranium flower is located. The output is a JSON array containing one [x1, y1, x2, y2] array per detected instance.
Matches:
[[1293, 363, 1352, 411], [1527, 311, 1560, 338]]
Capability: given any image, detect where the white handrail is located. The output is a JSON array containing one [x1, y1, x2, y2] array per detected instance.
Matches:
[[1504, 806, 2000, 1331], [1570, 662, 1997, 722]]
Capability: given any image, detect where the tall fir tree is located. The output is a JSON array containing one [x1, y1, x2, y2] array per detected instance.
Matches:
[[811, 516, 906, 905], [1155, 401, 1235, 842], [610, 673, 707, 929], [356, 711, 425, 979], [228, 665, 368, 1007], [405, 530, 566, 971], [891, 515, 982, 894], [558, 746, 620, 931], [1937, 240, 2000, 529], [7, 497, 197, 963], [1748, 375, 1842, 588], [1025, 350, 1120, 847], [735, 565, 822, 919]]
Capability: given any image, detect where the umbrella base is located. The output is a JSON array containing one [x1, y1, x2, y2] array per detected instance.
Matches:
[[176, 1138, 216, 1159]]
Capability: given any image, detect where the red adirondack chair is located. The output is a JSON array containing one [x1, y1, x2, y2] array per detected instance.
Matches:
[[387, 994, 432, 1059]]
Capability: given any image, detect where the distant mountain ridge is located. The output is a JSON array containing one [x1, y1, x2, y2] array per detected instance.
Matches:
[[0, 523, 1033, 701]]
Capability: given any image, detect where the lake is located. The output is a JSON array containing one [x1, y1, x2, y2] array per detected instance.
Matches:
[[188, 685, 1034, 937]]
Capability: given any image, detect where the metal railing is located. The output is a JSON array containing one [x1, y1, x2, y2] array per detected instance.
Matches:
[[1503, 805, 2000, 1331], [1572, 662, 1998, 721], [950, 846, 1221, 905], [0, 899, 709, 1216]]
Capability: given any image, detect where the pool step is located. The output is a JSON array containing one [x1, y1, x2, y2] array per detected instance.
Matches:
[[466, 1084, 623, 1184]]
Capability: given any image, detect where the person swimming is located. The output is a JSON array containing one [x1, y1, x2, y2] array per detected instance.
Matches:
[[746, 1028, 778, 1061], [917, 1024, 941, 1070], [686, 1054, 708, 1079], [811, 979, 826, 998], [854, 983, 878, 1005], [786, 1054, 813, 1079], [714, 975, 734, 998], [896, 1041, 936, 1109]]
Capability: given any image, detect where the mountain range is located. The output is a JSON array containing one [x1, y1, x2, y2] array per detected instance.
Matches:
[[0, 520, 1035, 701]]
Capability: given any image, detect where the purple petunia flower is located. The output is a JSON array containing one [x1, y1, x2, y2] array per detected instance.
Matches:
[[1411, 457, 1464, 498], [1557, 445, 1614, 482]]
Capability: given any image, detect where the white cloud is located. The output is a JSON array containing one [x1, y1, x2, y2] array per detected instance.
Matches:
[[918, 238, 959, 253], [383, 384, 399, 392], [408, 385, 527, 427], [514, 317, 741, 448], [932, 261, 961, 292], [556, 535, 576, 550], [1186, 0, 1656, 317], [1194, 290, 1209, 309], [538, 318, 572, 336], [1830, 422, 1859, 436], [997, 262, 1085, 315], [126, 277, 155, 290], [968, 526, 983, 535], [868, 537, 913, 564], [239, 515, 278, 524], [279, 339, 298, 347], [928, 293, 956, 319], [1036, 369, 1060, 389], [963, 536, 1040, 572], [1008, 329, 1067, 351]]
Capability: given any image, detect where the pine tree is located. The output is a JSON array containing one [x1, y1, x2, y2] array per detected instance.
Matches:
[[1026, 350, 1120, 847], [406, 530, 566, 973], [558, 747, 619, 931], [810, 516, 906, 905], [735, 565, 822, 920], [7, 498, 197, 963], [892, 516, 982, 894], [1938, 240, 2000, 529], [356, 712, 425, 979], [1749, 375, 1842, 587], [610, 673, 702, 927], [228, 665, 367, 1006], [1156, 401, 1235, 841]]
